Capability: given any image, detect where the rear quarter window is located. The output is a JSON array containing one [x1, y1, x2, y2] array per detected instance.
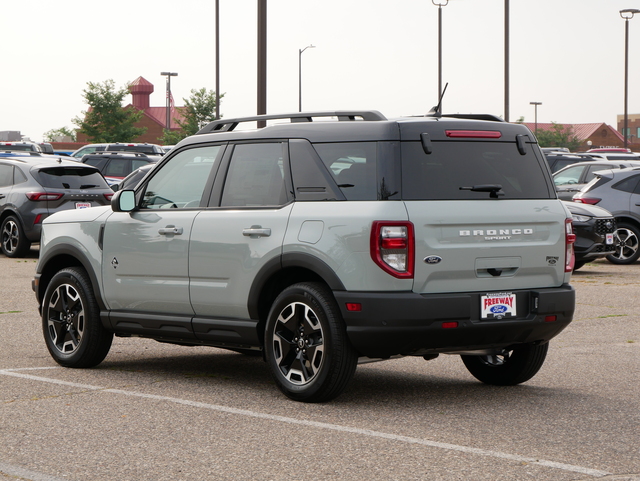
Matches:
[[401, 141, 554, 200]]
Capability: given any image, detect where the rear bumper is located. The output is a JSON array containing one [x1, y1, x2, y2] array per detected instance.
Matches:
[[334, 285, 575, 358]]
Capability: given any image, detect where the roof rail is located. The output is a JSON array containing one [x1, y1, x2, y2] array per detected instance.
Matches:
[[197, 110, 387, 134]]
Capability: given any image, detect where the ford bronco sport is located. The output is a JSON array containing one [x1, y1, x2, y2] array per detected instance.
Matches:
[[33, 110, 576, 402]]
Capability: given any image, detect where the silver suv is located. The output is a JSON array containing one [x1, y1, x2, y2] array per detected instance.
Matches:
[[33, 111, 576, 402]]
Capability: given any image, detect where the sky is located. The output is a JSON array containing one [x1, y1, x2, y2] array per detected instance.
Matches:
[[3, 0, 640, 142]]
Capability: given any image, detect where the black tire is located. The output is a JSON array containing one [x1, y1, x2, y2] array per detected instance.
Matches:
[[461, 343, 549, 386], [1, 215, 31, 258], [606, 222, 640, 265], [264, 282, 358, 402], [42, 267, 113, 368]]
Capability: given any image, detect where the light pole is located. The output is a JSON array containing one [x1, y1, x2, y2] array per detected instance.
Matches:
[[530, 101, 542, 135], [504, 0, 510, 122], [215, 0, 220, 120], [620, 9, 640, 149], [257, 0, 267, 127], [298, 44, 315, 112], [160, 72, 178, 130], [432, 0, 448, 103]]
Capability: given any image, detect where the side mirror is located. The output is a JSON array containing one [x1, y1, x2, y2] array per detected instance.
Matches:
[[111, 190, 136, 212]]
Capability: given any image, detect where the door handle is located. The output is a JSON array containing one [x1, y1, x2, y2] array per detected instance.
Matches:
[[158, 226, 183, 235], [0, 194, 5, 199], [243, 227, 271, 237]]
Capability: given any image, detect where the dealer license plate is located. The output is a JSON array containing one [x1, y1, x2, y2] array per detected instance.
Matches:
[[75, 202, 91, 209], [481, 292, 516, 319], [606, 233, 614, 245]]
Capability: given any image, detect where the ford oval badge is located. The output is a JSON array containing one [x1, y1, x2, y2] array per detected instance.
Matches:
[[423, 255, 442, 265]]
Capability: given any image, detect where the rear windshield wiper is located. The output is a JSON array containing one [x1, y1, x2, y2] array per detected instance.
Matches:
[[459, 184, 504, 199]]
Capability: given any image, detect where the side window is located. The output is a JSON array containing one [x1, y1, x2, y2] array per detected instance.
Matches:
[[0, 164, 13, 187], [613, 174, 640, 194], [14, 167, 27, 185], [221, 143, 288, 207], [132, 159, 149, 171], [103, 159, 129, 177], [313, 142, 378, 200], [141, 145, 222, 209], [84, 158, 106, 169], [553, 165, 586, 186]]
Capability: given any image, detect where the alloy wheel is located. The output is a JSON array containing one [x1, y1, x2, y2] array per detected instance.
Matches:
[[46, 283, 86, 355], [271, 301, 325, 385]]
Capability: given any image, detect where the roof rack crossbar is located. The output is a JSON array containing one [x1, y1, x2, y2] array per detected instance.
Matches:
[[197, 110, 387, 134]]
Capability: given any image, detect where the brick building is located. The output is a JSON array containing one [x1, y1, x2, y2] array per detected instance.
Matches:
[[522, 122, 633, 152], [76, 76, 184, 145]]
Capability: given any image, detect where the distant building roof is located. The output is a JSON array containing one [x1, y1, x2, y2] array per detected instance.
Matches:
[[522, 122, 625, 143]]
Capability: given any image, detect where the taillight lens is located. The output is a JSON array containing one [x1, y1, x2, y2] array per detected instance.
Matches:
[[370, 221, 414, 278], [25, 192, 63, 201], [573, 197, 601, 205], [565, 218, 576, 272], [104, 193, 114, 201]]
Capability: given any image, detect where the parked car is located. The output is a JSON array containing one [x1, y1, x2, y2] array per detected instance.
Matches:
[[111, 163, 156, 191], [34, 110, 576, 402], [577, 152, 640, 161], [563, 201, 616, 270], [81, 151, 159, 187], [573, 167, 640, 264], [0, 141, 43, 153], [70, 142, 165, 161], [0, 157, 113, 257], [544, 152, 598, 173], [553, 160, 640, 200]]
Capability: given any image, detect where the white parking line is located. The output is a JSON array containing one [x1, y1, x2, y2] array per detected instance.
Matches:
[[0, 367, 612, 478]]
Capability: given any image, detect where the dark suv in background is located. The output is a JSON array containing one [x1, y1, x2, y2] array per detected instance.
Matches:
[[0, 157, 113, 257], [81, 152, 159, 187]]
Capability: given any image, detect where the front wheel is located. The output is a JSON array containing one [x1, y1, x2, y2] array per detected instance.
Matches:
[[606, 222, 640, 265], [264, 282, 358, 402], [42, 267, 113, 368], [461, 343, 549, 386], [1, 215, 31, 258]]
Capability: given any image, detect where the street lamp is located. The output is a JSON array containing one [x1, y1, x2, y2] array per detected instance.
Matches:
[[504, 0, 510, 122], [298, 44, 315, 112], [160, 72, 178, 130], [620, 9, 640, 149], [432, 0, 448, 103], [530, 101, 542, 135]]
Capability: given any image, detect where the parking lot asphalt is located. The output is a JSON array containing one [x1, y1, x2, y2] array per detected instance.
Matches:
[[1, 249, 638, 481]]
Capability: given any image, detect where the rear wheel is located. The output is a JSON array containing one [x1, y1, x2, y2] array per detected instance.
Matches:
[[461, 343, 548, 385], [264, 282, 358, 402], [606, 222, 640, 265], [573, 260, 586, 271], [1, 215, 31, 258], [42, 267, 113, 368]]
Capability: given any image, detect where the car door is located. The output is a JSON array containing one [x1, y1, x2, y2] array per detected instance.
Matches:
[[101, 144, 224, 338], [188, 142, 293, 345]]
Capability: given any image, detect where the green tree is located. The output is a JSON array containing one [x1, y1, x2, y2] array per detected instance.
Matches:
[[73, 79, 146, 142], [160, 88, 224, 144], [43, 127, 77, 142], [535, 122, 582, 151]]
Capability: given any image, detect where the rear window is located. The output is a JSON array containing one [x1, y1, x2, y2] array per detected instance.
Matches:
[[401, 142, 553, 200], [35, 167, 109, 189]]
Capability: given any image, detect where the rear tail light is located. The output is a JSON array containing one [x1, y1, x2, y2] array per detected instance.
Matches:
[[26, 192, 63, 201], [104, 193, 114, 201], [565, 218, 576, 272], [573, 197, 601, 205], [370, 221, 414, 278]]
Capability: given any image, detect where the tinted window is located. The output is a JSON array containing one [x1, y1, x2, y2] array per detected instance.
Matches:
[[141, 145, 221, 209], [401, 142, 552, 200], [84, 158, 106, 169], [0, 164, 13, 187], [314, 142, 378, 201], [108, 145, 157, 154], [102, 159, 129, 177], [613, 174, 640, 193], [221, 143, 288, 207], [36, 167, 109, 189]]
